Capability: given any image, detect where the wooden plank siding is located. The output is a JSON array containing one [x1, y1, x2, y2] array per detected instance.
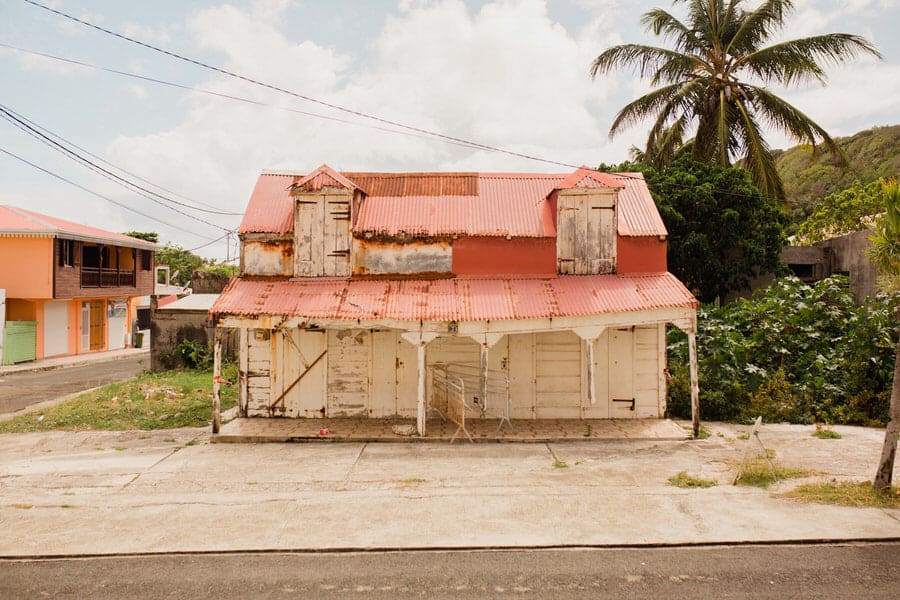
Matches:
[[326, 329, 370, 416]]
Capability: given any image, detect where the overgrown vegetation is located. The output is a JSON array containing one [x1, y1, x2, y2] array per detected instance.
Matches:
[[159, 338, 213, 370], [794, 180, 884, 243], [667, 276, 897, 425], [668, 471, 717, 488], [784, 481, 900, 508], [156, 243, 237, 287], [812, 424, 842, 440], [0, 365, 237, 432]]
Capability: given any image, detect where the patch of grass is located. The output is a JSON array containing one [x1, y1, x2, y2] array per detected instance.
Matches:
[[784, 481, 900, 508], [11, 503, 33, 509], [0, 364, 238, 433], [668, 471, 717, 488], [553, 458, 569, 469], [583, 424, 592, 437], [60, 504, 74, 509], [163, 438, 176, 443], [401, 477, 426, 485], [812, 424, 842, 439], [737, 433, 750, 440], [246, 481, 258, 486], [185, 439, 198, 446], [683, 425, 711, 439], [114, 447, 127, 451], [734, 457, 810, 488]]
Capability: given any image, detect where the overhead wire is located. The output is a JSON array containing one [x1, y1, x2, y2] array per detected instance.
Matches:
[[0, 104, 235, 233], [22, 0, 581, 169], [0, 42, 483, 153], [0, 146, 219, 240]]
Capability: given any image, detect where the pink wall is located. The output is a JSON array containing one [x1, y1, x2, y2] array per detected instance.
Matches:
[[617, 236, 667, 273], [452, 237, 556, 275]]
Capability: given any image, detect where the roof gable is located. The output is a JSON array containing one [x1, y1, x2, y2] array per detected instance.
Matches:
[[291, 164, 358, 193]]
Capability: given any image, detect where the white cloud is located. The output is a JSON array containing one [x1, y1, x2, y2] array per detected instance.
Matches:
[[107, 0, 635, 232]]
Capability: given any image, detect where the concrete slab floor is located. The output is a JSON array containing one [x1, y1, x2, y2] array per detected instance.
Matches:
[[1, 422, 899, 556]]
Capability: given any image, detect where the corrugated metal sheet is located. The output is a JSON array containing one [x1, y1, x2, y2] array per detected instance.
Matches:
[[613, 173, 668, 237], [343, 173, 477, 196], [237, 166, 666, 239], [238, 173, 297, 235], [0, 205, 159, 249], [211, 273, 697, 322]]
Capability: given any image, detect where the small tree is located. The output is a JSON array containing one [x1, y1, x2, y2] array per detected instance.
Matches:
[[643, 157, 788, 302], [155, 243, 205, 287], [870, 178, 900, 491], [123, 231, 159, 243], [794, 180, 883, 244]]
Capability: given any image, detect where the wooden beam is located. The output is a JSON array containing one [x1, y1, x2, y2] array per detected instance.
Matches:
[[688, 331, 700, 438], [212, 331, 222, 434]]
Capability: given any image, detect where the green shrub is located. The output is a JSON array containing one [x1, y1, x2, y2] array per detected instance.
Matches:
[[667, 276, 898, 425], [161, 338, 212, 370]]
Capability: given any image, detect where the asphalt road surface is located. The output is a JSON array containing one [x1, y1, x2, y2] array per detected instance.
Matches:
[[0, 355, 147, 414], [1, 542, 896, 599]]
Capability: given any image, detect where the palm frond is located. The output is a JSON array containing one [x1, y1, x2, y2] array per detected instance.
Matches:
[[733, 99, 785, 200], [726, 0, 792, 56], [641, 8, 697, 52], [608, 83, 687, 136], [590, 44, 693, 79], [869, 178, 900, 276], [739, 34, 881, 85]]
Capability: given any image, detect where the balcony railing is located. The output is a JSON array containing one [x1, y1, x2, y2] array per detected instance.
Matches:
[[81, 267, 136, 288]]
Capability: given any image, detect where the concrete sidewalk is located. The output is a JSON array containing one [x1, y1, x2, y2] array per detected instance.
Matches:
[[0, 347, 149, 376], [1, 421, 899, 556]]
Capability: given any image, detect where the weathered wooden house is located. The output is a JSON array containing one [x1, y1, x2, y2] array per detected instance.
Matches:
[[210, 165, 699, 435]]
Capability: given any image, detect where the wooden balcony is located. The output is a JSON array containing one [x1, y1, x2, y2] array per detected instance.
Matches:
[[81, 267, 136, 288]]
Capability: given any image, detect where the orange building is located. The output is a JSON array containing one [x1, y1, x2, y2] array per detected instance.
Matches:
[[0, 205, 156, 364]]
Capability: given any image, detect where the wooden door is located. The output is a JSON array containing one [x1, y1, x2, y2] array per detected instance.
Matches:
[[278, 329, 327, 418], [89, 300, 105, 351], [534, 331, 582, 418], [326, 329, 370, 416], [609, 327, 635, 418], [324, 195, 351, 276]]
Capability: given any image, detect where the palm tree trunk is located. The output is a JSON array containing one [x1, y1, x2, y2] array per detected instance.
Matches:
[[873, 328, 900, 490]]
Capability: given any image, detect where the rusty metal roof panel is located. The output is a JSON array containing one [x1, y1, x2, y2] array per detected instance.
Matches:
[[238, 174, 297, 235], [343, 173, 478, 196], [613, 173, 668, 237], [211, 273, 697, 322]]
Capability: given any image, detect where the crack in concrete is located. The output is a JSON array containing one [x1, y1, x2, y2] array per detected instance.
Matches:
[[344, 443, 367, 483], [120, 439, 197, 489]]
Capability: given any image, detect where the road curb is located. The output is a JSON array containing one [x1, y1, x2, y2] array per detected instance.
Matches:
[[2, 537, 899, 561]]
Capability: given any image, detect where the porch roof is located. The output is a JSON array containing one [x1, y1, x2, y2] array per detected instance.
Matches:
[[210, 272, 697, 323]]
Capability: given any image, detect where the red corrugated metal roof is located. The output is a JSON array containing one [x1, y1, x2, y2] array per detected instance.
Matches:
[[0, 205, 158, 249], [613, 173, 668, 237], [211, 273, 696, 322], [292, 165, 358, 193], [237, 166, 666, 238]]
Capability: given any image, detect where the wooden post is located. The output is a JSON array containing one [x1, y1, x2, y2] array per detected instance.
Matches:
[[212, 330, 222, 434], [480, 343, 489, 411], [586, 339, 596, 406], [688, 330, 700, 438], [416, 341, 426, 437]]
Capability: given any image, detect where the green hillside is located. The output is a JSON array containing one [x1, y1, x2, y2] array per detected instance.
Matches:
[[775, 125, 900, 222]]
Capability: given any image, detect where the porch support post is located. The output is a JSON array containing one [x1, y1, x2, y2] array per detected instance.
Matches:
[[212, 329, 222, 434], [401, 331, 438, 437], [573, 326, 605, 406], [474, 333, 504, 411], [688, 330, 700, 438]]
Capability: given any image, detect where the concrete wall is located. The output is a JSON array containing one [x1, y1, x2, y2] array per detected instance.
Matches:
[[190, 271, 233, 294], [150, 298, 235, 371], [779, 230, 878, 303]]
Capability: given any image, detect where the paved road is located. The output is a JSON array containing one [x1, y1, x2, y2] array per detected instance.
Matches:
[[1, 543, 895, 599], [0, 356, 147, 414]]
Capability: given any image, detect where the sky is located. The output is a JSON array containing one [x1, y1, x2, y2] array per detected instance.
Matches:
[[1, 0, 898, 261]]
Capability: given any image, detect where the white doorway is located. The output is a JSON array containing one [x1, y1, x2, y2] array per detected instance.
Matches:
[[43, 300, 69, 357]]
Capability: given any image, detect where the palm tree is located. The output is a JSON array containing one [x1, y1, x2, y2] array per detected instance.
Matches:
[[590, 0, 880, 200], [869, 178, 900, 491]]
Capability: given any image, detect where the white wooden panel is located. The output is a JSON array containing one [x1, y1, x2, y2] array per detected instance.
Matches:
[[246, 330, 271, 416], [508, 333, 535, 419], [371, 330, 398, 417], [587, 193, 616, 274], [238, 328, 249, 416], [556, 197, 576, 274], [294, 198, 324, 276], [534, 330, 581, 418], [426, 335, 480, 367], [395, 335, 419, 417], [326, 329, 370, 416], [324, 194, 351, 276], [281, 329, 327, 418], [633, 325, 661, 417], [609, 327, 635, 418], [43, 300, 69, 357], [581, 329, 611, 419]]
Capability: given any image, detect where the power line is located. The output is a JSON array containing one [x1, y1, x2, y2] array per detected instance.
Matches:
[[22, 0, 581, 169], [185, 231, 231, 253], [0, 104, 235, 232], [0, 146, 218, 240], [0, 42, 482, 152]]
